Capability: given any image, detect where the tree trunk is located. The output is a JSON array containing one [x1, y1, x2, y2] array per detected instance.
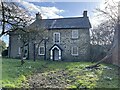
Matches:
[[112, 23, 119, 66], [86, 20, 119, 69], [21, 44, 25, 65], [33, 43, 36, 61], [86, 53, 112, 69], [1, 2, 5, 36]]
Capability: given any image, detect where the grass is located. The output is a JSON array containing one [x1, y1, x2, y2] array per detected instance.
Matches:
[[1, 58, 120, 88], [2, 58, 47, 88]]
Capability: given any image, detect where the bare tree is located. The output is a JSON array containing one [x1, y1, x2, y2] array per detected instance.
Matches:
[[91, 20, 115, 45], [26, 19, 49, 61], [87, 0, 119, 68], [0, 2, 34, 37], [0, 1, 34, 65]]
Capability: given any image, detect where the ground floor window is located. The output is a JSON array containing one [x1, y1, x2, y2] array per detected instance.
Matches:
[[38, 46, 45, 55], [18, 47, 21, 55], [71, 46, 78, 56]]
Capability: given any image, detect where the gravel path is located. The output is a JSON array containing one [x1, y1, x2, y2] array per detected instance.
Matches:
[[27, 69, 74, 88]]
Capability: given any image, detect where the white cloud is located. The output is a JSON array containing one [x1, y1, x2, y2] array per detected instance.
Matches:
[[1, 1, 64, 46], [40, 7, 64, 18], [20, 1, 64, 19]]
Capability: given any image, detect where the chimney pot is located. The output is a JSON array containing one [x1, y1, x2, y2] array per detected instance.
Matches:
[[36, 12, 42, 20], [83, 11, 87, 17]]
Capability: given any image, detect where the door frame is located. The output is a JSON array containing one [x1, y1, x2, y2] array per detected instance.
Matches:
[[50, 45, 62, 60]]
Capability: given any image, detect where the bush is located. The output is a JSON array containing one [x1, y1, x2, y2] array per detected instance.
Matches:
[[90, 45, 107, 62], [18, 75, 26, 82], [2, 49, 8, 57]]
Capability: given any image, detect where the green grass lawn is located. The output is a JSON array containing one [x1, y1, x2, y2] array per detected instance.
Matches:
[[1, 58, 120, 88]]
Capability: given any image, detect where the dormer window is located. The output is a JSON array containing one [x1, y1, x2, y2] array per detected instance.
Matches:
[[72, 30, 78, 39], [53, 32, 60, 44]]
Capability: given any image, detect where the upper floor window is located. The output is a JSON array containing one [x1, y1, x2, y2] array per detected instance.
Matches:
[[38, 46, 45, 55], [72, 30, 78, 39], [71, 46, 78, 56], [53, 32, 60, 44]]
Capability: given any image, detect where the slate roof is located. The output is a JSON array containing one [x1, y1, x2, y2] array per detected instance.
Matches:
[[34, 17, 91, 30]]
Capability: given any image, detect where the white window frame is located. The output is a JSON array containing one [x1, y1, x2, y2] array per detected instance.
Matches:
[[72, 30, 79, 39], [18, 47, 21, 55], [38, 46, 45, 55], [53, 32, 60, 44], [71, 46, 79, 56]]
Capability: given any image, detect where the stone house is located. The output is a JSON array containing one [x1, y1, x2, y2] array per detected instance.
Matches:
[[8, 11, 91, 61]]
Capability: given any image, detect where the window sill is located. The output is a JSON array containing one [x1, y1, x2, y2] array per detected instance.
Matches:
[[54, 42, 60, 44], [71, 54, 79, 56], [38, 54, 45, 56], [71, 38, 79, 40]]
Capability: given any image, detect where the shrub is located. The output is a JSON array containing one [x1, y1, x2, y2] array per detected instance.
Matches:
[[17, 75, 26, 83], [2, 49, 8, 57]]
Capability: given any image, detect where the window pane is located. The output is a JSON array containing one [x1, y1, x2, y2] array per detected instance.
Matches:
[[55, 34, 59, 42], [73, 47, 77, 54], [54, 33, 60, 43], [39, 47, 45, 55], [72, 46, 78, 55]]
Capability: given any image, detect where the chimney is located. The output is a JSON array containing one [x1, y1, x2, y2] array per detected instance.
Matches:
[[36, 12, 42, 20], [83, 11, 87, 17]]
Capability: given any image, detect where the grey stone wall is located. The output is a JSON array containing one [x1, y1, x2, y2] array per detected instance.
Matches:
[[9, 28, 90, 61], [9, 34, 22, 58], [35, 29, 90, 61]]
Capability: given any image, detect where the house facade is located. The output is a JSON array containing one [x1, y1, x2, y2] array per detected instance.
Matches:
[[9, 11, 91, 61]]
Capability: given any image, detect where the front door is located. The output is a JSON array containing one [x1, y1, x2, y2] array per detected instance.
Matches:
[[53, 48, 59, 60]]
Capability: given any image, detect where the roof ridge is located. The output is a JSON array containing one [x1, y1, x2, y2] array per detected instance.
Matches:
[[42, 16, 87, 20]]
